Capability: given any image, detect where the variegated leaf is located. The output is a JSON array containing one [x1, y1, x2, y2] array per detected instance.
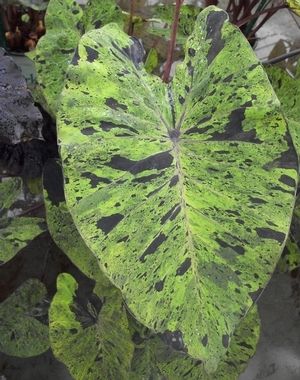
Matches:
[[29, 0, 122, 116], [129, 305, 259, 379], [58, 7, 297, 368], [266, 64, 300, 157], [0, 279, 49, 357], [286, 0, 300, 15], [43, 158, 111, 288], [0, 178, 46, 264], [149, 4, 201, 44], [267, 64, 300, 271], [49, 273, 134, 380]]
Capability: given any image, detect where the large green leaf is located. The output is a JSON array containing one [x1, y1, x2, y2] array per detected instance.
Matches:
[[0, 178, 46, 264], [131, 304, 259, 380], [29, 0, 122, 116], [0, 279, 49, 357], [57, 6, 297, 368], [49, 273, 134, 380]]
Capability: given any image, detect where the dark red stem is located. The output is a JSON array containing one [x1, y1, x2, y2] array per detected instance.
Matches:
[[128, 0, 136, 36], [205, 0, 218, 5], [247, 6, 282, 39], [162, 0, 183, 83], [236, 4, 286, 28]]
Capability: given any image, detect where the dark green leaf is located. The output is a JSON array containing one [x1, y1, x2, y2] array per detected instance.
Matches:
[[0, 279, 49, 357], [0, 178, 46, 264]]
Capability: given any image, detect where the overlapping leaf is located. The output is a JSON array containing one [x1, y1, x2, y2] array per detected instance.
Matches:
[[280, 210, 300, 272], [49, 273, 134, 380], [0, 279, 49, 357], [43, 158, 112, 288], [58, 6, 297, 368], [149, 3, 201, 44], [266, 64, 300, 156], [131, 304, 259, 380], [267, 64, 300, 271], [0, 177, 46, 264], [29, 0, 122, 116], [43, 159, 134, 379]]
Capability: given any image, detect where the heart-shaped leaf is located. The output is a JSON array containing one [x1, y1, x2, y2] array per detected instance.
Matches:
[[57, 6, 297, 367], [0, 279, 49, 357], [49, 273, 134, 380]]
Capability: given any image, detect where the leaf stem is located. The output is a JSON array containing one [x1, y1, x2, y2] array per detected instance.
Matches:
[[263, 48, 300, 64], [243, 0, 272, 36], [236, 4, 285, 28], [205, 0, 219, 5], [128, 0, 136, 36], [162, 0, 183, 83]]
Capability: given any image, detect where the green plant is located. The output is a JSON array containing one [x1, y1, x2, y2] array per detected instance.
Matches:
[[1, 1, 300, 379], [266, 63, 300, 272]]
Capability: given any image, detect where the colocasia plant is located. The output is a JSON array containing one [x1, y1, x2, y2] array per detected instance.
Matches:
[[0, 0, 300, 379]]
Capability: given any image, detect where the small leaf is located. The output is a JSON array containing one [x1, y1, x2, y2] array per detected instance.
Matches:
[[0, 177, 21, 216], [49, 273, 134, 380], [58, 7, 297, 368], [0, 178, 46, 264], [144, 48, 159, 73], [0, 279, 49, 357], [149, 4, 201, 44]]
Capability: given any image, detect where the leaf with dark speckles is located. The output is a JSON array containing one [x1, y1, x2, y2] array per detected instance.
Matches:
[[58, 6, 297, 370]]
